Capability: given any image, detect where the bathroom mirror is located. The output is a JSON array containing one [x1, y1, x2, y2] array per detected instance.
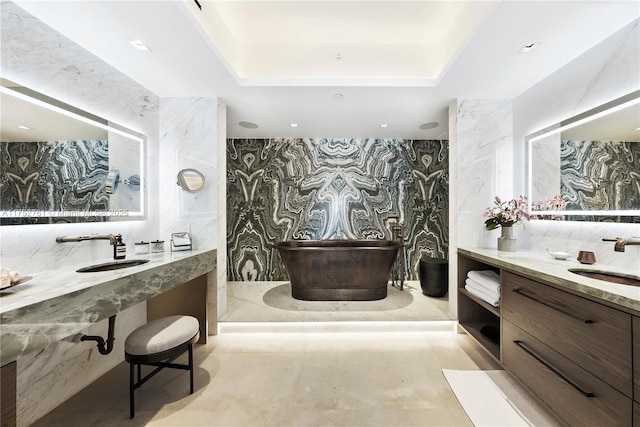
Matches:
[[177, 168, 206, 193], [525, 90, 640, 223], [0, 79, 146, 225]]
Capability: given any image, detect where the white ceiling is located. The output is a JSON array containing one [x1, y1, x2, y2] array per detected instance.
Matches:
[[12, 0, 640, 139]]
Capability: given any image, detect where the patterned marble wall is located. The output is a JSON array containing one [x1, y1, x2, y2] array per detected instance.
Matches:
[[1, 140, 109, 224], [561, 140, 640, 222], [227, 138, 448, 281]]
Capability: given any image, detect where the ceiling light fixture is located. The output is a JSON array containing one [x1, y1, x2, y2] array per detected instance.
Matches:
[[380, 124, 389, 128], [519, 42, 538, 53], [634, 127, 640, 131], [419, 122, 439, 130], [129, 39, 151, 51], [335, 54, 342, 61], [290, 123, 298, 128], [334, 93, 344, 100], [17, 125, 32, 130], [238, 121, 258, 129]]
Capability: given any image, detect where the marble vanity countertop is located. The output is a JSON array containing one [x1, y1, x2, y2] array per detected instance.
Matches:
[[459, 247, 640, 313], [0, 248, 216, 366]]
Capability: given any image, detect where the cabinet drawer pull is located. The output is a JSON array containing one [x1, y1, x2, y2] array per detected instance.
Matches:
[[512, 288, 593, 323], [513, 340, 595, 398]]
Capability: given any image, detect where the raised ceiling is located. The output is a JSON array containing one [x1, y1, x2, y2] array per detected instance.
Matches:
[[188, 1, 495, 86], [10, 1, 640, 139]]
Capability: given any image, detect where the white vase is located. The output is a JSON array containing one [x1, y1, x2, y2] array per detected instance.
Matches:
[[498, 226, 517, 252]]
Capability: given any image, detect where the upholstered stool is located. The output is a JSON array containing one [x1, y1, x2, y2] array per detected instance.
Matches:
[[124, 315, 199, 419]]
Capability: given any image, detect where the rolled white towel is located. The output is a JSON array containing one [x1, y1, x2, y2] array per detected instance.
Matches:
[[467, 270, 500, 293], [465, 284, 500, 307], [465, 278, 500, 301]]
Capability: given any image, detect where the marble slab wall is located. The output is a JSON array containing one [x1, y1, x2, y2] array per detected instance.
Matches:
[[227, 138, 449, 281], [158, 97, 223, 323], [1, 3, 159, 426], [448, 99, 514, 317]]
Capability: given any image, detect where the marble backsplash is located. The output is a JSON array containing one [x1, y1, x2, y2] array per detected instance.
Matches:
[[1, 1, 160, 274]]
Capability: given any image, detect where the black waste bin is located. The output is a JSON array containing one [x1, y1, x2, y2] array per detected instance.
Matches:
[[418, 257, 448, 297]]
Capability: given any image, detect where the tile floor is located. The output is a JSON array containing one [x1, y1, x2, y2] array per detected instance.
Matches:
[[33, 281, 549, 426]]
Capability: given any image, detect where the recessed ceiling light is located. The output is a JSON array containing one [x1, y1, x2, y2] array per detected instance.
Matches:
[[129, 39, 151, 51], [335, 54, 342, 61], [419, 122, 439, 130], [290, 123, 298, 128], [334, 93, 344, 100], [238, 121, 258, 129], [380, 124, 389, 128], [519, 42, 538, 53], [17, 125, 32, 130]]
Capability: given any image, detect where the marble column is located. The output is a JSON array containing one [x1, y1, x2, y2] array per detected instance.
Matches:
[[448, 99, 513, 317]]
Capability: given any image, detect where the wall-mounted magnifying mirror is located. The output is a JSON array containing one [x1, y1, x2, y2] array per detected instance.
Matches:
[[177, 168, 206, 193]]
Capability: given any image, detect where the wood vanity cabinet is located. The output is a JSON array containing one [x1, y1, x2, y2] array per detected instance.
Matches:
[[458, 251, 638, 426], [502, 270, 633, 426]]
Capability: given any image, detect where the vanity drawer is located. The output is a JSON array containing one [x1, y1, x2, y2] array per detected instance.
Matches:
[[503, 320, 632, 426], [502, 271, 632, 397]]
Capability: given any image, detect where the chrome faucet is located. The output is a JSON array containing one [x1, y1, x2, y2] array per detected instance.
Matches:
[[56, 234, 126, 259], [602, 237, 640, 252]]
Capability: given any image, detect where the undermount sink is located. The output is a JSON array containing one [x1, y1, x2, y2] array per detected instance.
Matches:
[[569, 268, 640, 287], [76, 259, 150, 273]]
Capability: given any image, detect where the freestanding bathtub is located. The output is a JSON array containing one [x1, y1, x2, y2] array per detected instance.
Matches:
[[274, 239, 402, 301]]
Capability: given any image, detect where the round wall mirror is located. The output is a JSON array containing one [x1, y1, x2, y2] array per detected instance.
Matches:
[[177, 168, 206, 193]]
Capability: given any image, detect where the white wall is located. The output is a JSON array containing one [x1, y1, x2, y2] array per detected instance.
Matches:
[[513, 18, 640, 268], [0, 3, 160, 425], [158, 97, 225, 325], [448, 99, 513, 316]]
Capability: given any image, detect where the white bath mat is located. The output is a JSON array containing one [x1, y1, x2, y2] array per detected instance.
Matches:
[[442, 369, 560, 427]]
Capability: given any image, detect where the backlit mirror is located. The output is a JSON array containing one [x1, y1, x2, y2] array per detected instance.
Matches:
[[526, 90, 640, 223], [0, 78, 145, 225], [177, 168, 206, 193]]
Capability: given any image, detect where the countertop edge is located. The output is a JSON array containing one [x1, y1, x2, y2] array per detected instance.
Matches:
[[458, 247, 640, 314]]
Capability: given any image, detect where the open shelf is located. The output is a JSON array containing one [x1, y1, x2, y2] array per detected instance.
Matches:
[[459, 288, 500, 317], [458, 321, 501, 362], [458, 252, 502, 364]]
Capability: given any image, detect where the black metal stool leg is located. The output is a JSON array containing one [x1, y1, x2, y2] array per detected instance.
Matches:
[[129, 362, 135, 419], [188, 343, 194, 394]]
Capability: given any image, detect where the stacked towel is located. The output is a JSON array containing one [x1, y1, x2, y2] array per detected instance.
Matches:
[[464, 270, 500, 307]]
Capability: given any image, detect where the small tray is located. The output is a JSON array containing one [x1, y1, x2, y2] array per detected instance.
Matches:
[[0, 276, 33, 290]]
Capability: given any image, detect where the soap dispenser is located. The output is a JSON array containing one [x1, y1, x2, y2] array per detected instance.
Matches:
[[113, 234, 127, 260]]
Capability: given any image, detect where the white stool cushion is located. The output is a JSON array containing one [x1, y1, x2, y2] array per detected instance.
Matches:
[[125, 315, 199, 356]]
